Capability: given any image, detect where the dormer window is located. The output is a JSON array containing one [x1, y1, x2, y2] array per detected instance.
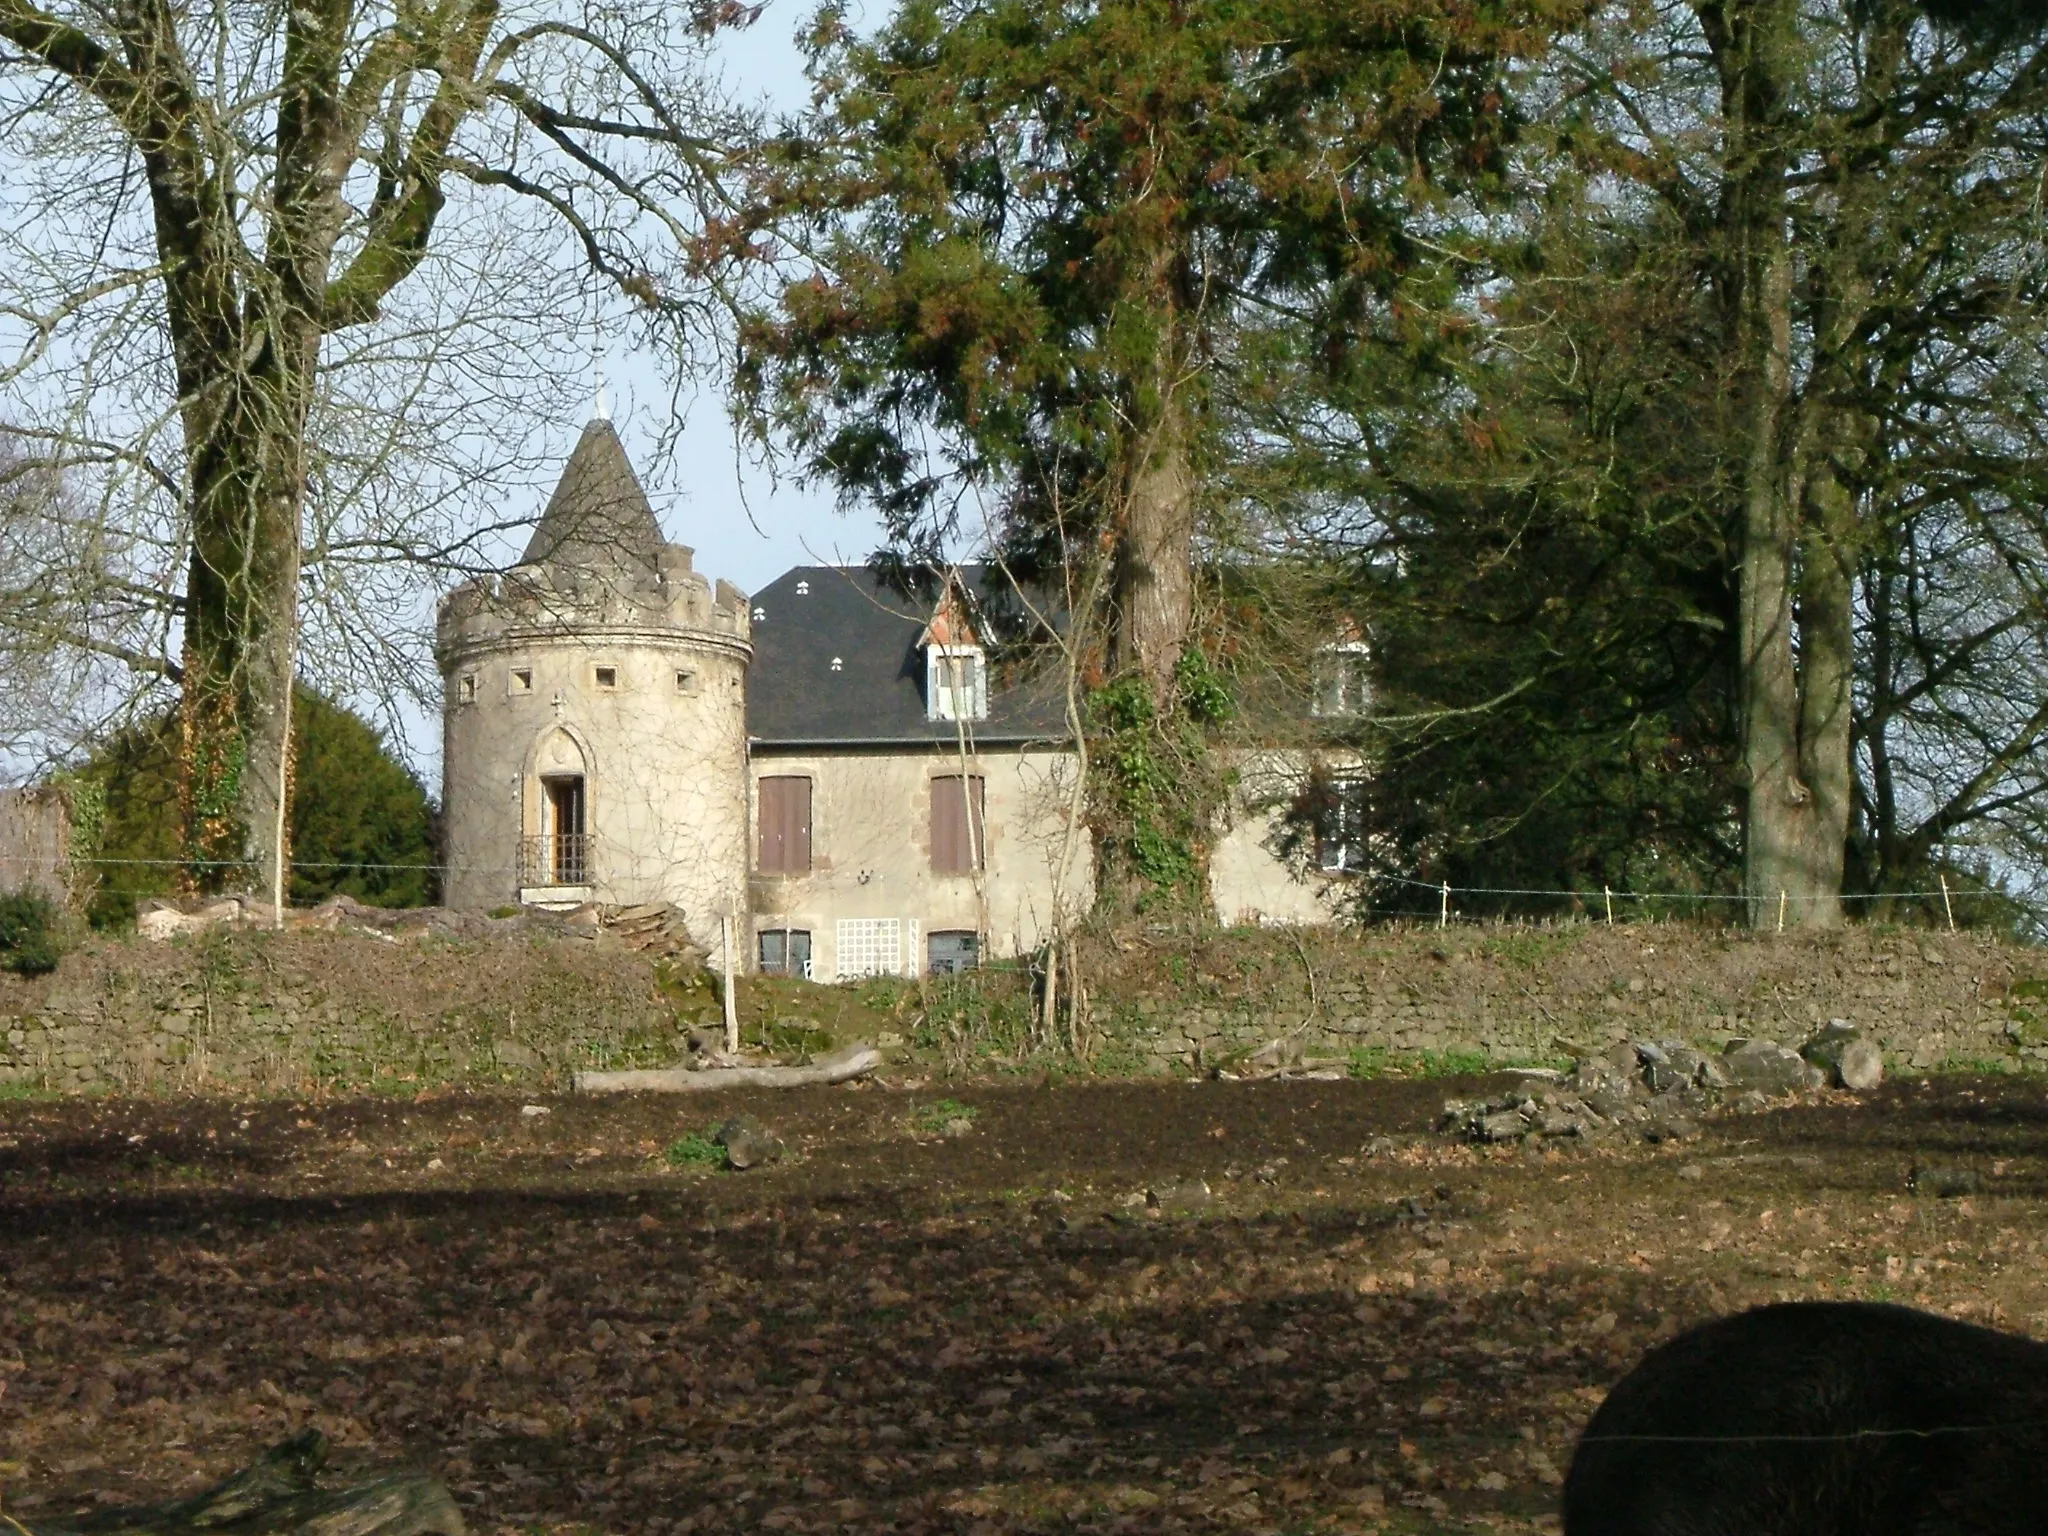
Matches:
[[927, 646, 987, 722], [920, 580, 989, 723], [1311, 641, 1372, 718]]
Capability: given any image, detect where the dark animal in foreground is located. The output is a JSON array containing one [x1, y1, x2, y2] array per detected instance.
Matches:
[[1565, 1301, 2048, 1534]]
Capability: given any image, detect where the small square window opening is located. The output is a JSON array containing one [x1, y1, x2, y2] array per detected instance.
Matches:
[[458, 674, 477, 704], [674, 669, 697, 695], [593, 665, 618, 690], [510, 667, 534, 694]]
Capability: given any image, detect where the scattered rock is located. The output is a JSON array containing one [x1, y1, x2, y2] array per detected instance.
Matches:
[[1477, 1110, 1533, 1143], [714, 1118, 785, 1171], [1643, 1115, 1699, 1144], [1720, 1039, 1823, 1095], [1676, 1163, 1704, 1181], [1909, 1164, 1981, 1198], [519, 1104, 551, 1118], [1584, 1087, 1641, 1122], [1146, 1180, 1213, 1214]]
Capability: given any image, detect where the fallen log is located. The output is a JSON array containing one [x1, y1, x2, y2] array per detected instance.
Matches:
[[22, 1430, 461, 1536], [574, 1042, 883, 1094]]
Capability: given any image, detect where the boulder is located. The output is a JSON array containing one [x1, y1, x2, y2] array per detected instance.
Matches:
[[1720, 1039, 1822, 1095], [1584, 1088, 1641, 1122], [1476, 1110, 1532, 1143]]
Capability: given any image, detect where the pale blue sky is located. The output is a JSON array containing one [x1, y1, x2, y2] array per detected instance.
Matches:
[[573, 0, 885, 600]]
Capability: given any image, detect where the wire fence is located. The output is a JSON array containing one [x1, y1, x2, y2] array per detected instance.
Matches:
[[1361, 873, 1997, 933], [0, 850, 2010, 936]]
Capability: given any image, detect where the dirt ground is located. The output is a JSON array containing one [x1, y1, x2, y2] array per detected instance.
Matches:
[[5, 1073, 2048, 1536]]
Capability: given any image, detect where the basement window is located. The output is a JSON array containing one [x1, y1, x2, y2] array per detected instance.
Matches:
[[758, 928, 812, 978], [928, 930, 980, 975]]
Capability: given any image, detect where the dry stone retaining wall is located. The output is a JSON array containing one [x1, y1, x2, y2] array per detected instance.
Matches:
[[1086, 925, 2039, 1076], [0, 930, 679, 1094], [0, 921, 2037, 1095]]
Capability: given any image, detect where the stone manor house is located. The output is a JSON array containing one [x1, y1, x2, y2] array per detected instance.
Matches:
[[438, 418, 1355, 981]]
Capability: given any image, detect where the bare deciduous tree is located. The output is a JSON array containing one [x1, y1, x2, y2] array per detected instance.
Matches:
[[0, 0, 743, 887]]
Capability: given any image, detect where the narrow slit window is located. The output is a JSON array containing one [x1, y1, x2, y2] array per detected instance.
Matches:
[[458, 674, 477, 705]]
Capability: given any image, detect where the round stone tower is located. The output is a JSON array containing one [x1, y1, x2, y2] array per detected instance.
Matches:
[[436, 417, 751, 944]]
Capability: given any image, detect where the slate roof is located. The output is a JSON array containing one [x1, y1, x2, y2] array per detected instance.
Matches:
[[746, 565, 1071, 747], [519, 419, 667, 575]]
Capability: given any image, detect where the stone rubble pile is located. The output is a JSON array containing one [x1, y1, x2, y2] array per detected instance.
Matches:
[[1440, 1022, 1883, 1146], [134, 893, 708, 967]]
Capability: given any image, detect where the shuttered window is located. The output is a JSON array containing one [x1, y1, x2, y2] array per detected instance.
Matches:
[[930, 774, 986, 873], [757, 776, 812, 873]]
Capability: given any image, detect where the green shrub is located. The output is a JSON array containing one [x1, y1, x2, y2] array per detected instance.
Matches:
[[910, 1098, 978, 1134], [0, 888, 62, 975], [664, 1131, 725, 1169]]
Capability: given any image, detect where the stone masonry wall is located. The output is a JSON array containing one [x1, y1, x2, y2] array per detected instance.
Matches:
[[0, 929, 680, 1094], [1084, 924, 2045, 1075], [0, 921, 2038, 1095]]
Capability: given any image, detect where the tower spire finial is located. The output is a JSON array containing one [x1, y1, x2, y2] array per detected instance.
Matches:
[[593, 372, 611, 423]]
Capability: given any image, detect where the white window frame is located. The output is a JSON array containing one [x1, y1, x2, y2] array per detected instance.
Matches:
[[926, 645, 988, 722], [1317, 777, 1370, 874], [1311, 642, 1372, 719]]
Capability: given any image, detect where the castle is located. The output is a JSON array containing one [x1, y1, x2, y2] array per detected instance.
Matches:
[[437, 419, 1346, 979]]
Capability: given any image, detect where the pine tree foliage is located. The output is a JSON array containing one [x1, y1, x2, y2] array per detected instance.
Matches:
[[74, 691, 436, 926]]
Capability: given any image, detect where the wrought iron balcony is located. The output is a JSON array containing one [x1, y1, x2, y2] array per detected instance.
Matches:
[[520, 832, 589, 887]]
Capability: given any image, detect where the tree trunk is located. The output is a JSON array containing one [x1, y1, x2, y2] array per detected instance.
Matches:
[[1112, 271, 1196, 707], [177, 355, 310, 894], [574, 1042, 884, 1093], [1712, 0, 1849, 928]]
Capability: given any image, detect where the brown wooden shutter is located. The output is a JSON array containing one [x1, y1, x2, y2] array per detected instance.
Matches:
[[758, 777, 812, 873], [930, 775, 985, 873]]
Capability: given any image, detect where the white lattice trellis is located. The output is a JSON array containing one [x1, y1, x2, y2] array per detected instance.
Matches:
[[834, 918, 919, 981]]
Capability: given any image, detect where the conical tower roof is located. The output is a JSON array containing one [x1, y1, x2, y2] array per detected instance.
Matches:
[[519, 418, 665, 573]]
